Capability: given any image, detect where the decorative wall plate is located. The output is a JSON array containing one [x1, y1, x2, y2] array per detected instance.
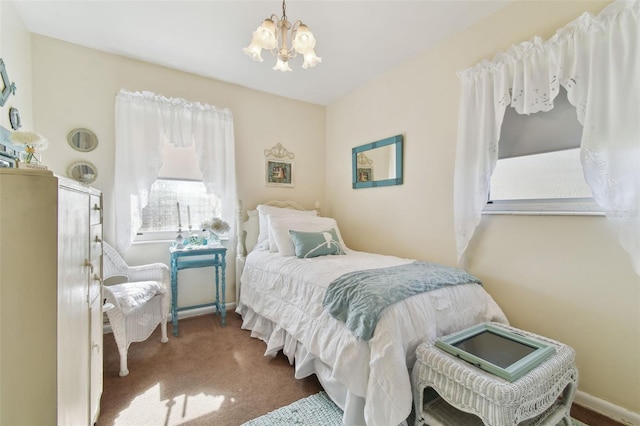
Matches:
[[67, 128, 98, 152], [67, 160, 98, 184], [9, 107, 21, 130]]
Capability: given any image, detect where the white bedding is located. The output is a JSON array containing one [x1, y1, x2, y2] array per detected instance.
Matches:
[[236, 248, 508, 426]]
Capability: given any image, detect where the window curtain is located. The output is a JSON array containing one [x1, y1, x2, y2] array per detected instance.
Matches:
[[454, 0, 639, 275], [114, 90, 237, 254]]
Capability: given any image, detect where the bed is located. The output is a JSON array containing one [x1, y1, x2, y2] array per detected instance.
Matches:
[[234, 201, 508, 426]]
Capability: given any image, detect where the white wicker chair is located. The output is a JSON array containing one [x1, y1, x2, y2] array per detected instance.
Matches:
[[102, 242, 170, 377]]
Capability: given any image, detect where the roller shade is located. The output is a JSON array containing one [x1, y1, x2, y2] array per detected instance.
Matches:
[[498, 87, 583, 159]]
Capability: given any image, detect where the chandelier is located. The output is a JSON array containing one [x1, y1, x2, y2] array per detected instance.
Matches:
[[243, 0, 321, 72]]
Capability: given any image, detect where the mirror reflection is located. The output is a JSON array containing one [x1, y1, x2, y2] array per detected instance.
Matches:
[[352, 135, 403, 189], [67, 128, 98, 152], [67, 161, 97, 184], [355, 145, 397, 183]]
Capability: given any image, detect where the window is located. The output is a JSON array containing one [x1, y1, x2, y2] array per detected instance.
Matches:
[[115, 90, 236, 254], [484, 87, 602, 215], [135, 141, 221, 242], [136, 179, 221, 241]]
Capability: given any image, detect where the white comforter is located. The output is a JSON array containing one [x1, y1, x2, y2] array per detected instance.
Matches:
[[236, 249, 508, 426]]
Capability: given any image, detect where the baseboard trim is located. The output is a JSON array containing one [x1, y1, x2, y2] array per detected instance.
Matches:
[[575, 390, 640, 426], [172, 303, 237, 321], [103, 303, 236, 334]]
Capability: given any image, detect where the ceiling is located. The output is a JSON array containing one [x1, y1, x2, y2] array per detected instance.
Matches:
[[14, 1, 510, 106]]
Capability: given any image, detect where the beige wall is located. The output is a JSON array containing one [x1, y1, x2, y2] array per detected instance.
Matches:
[[0, 1, 32, 131], [325, 0, 639, 418], [30, 35, 325, 305]]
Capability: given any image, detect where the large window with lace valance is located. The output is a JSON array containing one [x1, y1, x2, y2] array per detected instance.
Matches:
[[454, 0, 639, 275], [114, 90, 237, 254]]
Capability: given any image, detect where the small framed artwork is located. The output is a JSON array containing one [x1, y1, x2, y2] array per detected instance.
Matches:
[[264, 143, 295, 187], [357, 167, 372, 183], [266, 159, 294, 187]]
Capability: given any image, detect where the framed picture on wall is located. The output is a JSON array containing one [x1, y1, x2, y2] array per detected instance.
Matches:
[[265, 159, 294, 187], [264, 143, 295, 187]]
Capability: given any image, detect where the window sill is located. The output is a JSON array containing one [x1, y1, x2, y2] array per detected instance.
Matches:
[[483, 210, 604, 216], [483, 198, 605, 216], [134, 231, 230, 244], [131, 239, 176, 246]]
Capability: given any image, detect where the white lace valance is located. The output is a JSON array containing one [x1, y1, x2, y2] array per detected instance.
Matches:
[[454, 0, 640, 275], [114, 90, 237, 254]]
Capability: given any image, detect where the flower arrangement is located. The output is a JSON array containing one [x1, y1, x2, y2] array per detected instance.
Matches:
[[9, 131, 49, 164], [201, 217, 229, 246], [201, 217, 230, 234]]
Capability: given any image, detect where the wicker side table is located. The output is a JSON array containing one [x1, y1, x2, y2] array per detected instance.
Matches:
[[411, 323, 578, 426]]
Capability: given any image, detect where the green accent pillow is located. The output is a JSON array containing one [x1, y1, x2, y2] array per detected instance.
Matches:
[[289, 228, 345, 258]]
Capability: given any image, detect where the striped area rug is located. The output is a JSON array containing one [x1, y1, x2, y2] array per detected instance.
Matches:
[[242, 392, 588, 425]]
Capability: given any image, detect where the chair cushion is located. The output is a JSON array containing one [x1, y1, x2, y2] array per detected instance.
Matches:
[[109, 281, 165, 314]]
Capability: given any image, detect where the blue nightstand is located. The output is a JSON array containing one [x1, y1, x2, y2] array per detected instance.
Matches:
[[169, 245, 227, 336]]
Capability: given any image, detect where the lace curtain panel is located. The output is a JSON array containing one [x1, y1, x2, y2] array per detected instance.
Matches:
[[114, 90, 237, 254], [454, 0, 640, 275]]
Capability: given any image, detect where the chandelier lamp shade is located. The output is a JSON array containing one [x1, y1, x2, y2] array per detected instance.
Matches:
[[243, 0, 321, 72]]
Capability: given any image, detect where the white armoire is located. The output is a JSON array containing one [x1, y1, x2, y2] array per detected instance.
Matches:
[[0, 168, 103, 425]]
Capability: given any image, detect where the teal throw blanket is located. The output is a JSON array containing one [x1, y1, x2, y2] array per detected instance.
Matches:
[[323, 261, 481, 341]]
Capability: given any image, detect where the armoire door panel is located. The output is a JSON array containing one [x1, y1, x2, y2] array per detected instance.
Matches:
[[57, 187, 91, 426]]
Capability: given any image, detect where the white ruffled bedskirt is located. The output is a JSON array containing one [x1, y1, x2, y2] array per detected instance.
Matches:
[[237, 303, 370, 425]]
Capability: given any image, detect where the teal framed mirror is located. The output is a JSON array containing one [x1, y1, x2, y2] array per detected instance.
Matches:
[[352, 135, 403, 189], [0, 58, 17, 107]]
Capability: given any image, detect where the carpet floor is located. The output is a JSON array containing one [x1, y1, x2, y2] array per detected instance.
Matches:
[[97, 313, 617, 425], [98, 313, 323, 426], [242, 392, 589, 426]]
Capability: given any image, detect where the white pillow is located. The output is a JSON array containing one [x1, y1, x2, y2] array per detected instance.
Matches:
[[269, 215, 347, 257], [256, 205, 317, 250]]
